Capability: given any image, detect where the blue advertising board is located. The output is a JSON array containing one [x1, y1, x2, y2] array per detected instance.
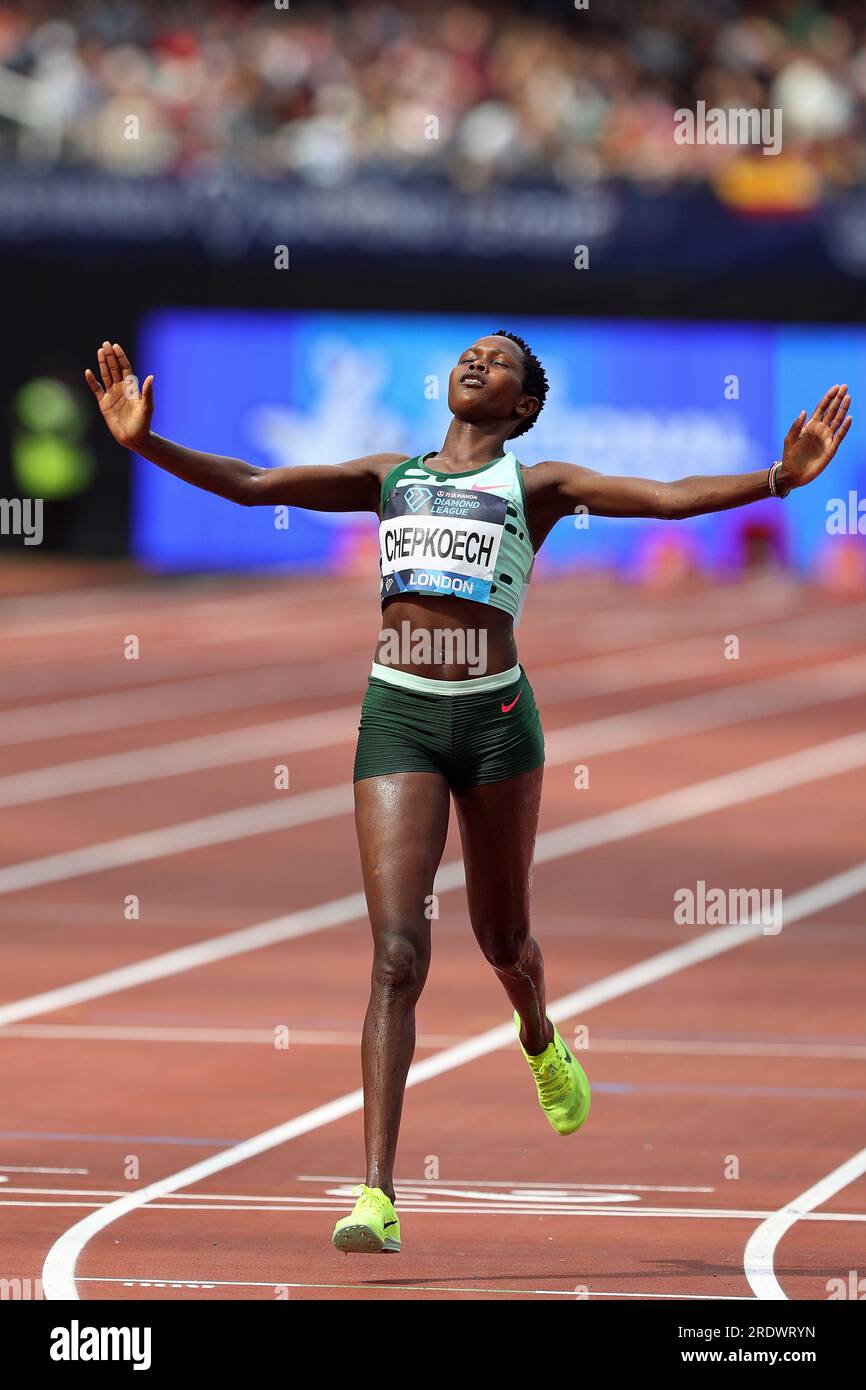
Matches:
[[133, 311, 863, 575]]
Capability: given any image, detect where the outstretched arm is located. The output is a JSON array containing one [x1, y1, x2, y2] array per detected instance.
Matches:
[[528, 384, 852, 524], [85, 341, 402, 512]]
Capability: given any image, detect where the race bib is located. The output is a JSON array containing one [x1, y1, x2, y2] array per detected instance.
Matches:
[[380, 484, 505, 604]]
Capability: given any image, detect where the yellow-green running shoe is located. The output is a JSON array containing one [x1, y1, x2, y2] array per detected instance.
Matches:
[[332, 1184, 401, 1254], [515, 1013, 591, 1136]]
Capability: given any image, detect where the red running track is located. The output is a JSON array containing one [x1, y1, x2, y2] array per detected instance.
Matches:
[[0, 568, 865, 1301]]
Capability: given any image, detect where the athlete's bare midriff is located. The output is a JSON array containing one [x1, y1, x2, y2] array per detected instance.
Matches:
[[376, 594, 517, 681]]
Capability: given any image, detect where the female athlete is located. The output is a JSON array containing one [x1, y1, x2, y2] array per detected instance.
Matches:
[[86, 334, 851, 1255]]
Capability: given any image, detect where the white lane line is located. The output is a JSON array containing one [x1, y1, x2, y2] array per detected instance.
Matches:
[[0, 784, 354, 898], [40, 856, 866, 1300], [74, 1276, 753, 1300], [11, 1196, 866, 1222], [2, 1182, 704, 1199], [0, 569, 769, 625], [0, 1201, 105, 1209], [304, 1175, 717, 1193], [0, 708, 357, 807], [0, 1024, 464, 1047], [0, 886, 365, 1027], [13, 1197, 866, 1220], [537, 600, 866, 701], [543, 652, 866, 763], [0, 574, 833, 742], [0, 614, 360, 676], [0, 581, 332, 625], [0, 1166, 88, 1174], [5, 648, 866, 898], [528, 736, 866, 873], [0, 1189, 637, 1212], [0, 606, 750, 746], [0, 649, 351, 708], [584, 1038, 866, 1061], [5, 589, 861, 748], [0, 666, 358, 748], [5, 649, 866, 810], [743, 1146, 866, 1300], [0, 589, 363, 648], [4, 1023, 865, 1062], [0, 568, 781, 655], [6, 733, 866, 1027]]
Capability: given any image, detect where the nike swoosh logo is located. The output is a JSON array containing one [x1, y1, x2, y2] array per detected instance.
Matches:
[[384, 1220, 398, 1228], [501, 690, 523, 713]]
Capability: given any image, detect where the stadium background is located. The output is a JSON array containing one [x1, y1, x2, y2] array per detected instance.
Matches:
[[1, 0, 865, 579]]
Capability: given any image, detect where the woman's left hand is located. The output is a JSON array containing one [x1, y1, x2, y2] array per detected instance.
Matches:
[[780, 384, 853, 489]]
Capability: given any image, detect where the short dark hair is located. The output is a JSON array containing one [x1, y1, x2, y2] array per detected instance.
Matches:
[[493, 329, 548, 439]]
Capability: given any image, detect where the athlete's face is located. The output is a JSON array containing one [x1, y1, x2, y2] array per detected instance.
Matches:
[[448, 336, 539, 436]]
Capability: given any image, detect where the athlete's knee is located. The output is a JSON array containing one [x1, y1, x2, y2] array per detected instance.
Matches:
[[481, 925, 532, 975], [371, 932, 428, 999]]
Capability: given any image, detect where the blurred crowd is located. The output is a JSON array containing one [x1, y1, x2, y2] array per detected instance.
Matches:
[[0, 0, 864, 192]]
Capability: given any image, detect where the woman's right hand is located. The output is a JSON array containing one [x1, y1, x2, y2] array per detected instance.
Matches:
[[85, 341, 154, 450]]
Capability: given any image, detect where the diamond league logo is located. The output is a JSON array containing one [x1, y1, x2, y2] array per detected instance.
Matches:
[[404, 485, 433, 512]]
